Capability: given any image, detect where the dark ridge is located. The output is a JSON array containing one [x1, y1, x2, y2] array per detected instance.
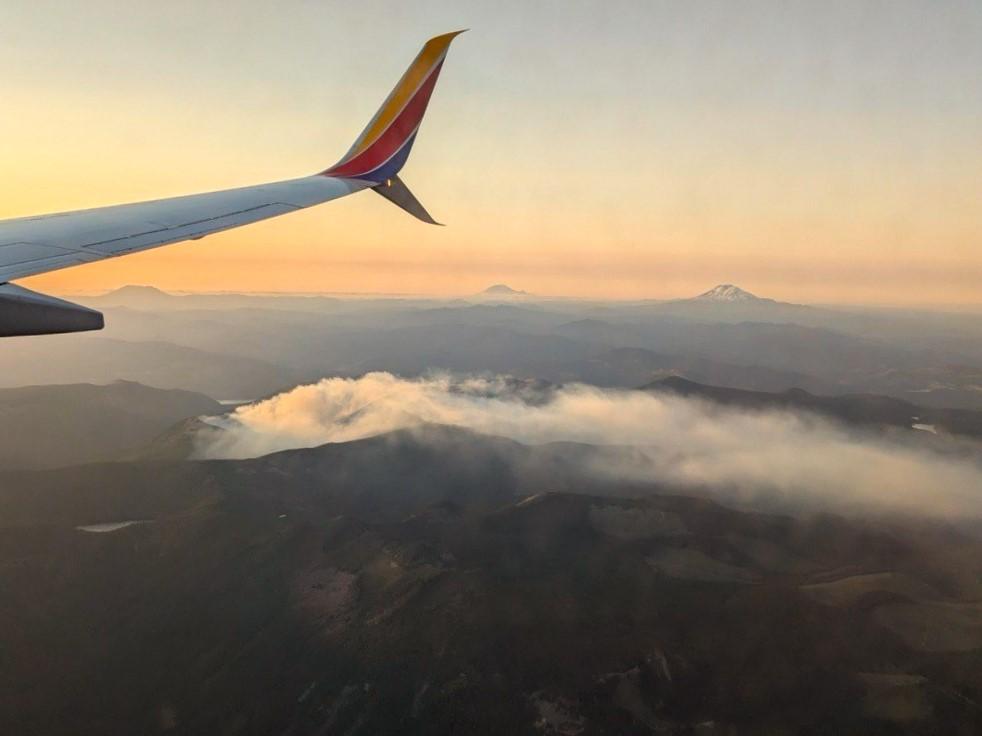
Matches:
[[645, 375, 982, 437]]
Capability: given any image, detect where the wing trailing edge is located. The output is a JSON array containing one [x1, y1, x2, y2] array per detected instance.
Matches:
[[372, 176, 442, 225]]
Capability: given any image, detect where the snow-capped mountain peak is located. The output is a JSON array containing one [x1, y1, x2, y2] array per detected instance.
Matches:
[[696, 284, 760, 302]]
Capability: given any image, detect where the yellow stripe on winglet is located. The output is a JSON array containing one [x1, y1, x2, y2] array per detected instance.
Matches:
[[345, 31, 465, 161]]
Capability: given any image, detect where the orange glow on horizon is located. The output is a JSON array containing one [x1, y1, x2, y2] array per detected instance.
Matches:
[[3, 4, 981, 308]]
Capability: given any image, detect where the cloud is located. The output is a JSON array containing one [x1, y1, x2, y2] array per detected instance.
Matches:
[[197, 372, 982, 520]]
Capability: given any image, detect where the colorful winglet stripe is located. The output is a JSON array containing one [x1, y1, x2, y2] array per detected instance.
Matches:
[[322, 31, 463, 182], [326, 61, 443, 179]]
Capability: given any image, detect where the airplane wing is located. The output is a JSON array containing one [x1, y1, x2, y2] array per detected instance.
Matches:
[[0, 30, 463, 337]]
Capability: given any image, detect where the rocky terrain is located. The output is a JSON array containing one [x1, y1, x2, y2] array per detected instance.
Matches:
[[3, 426, 982, 734]]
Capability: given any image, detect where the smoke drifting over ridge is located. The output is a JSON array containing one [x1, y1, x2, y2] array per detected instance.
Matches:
[[198, 373, 982, 519]]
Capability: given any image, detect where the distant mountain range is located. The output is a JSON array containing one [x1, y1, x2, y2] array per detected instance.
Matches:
[[95, 282, 767, 304], [24, 285, 982, 410]]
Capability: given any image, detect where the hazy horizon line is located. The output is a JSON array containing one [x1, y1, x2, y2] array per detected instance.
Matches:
[[58, 282, 982, 313]]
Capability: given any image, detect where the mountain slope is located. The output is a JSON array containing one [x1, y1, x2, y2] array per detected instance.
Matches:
[[0, 336, 296, 398], [645, 375, 982, 438], [3, 427, 982, 733], [0, 381, 222, 469], [695, 284, 768, 302], [480, 283, 528, 296]]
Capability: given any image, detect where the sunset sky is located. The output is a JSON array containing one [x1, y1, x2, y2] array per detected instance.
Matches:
[[2, 1, 980, 305]]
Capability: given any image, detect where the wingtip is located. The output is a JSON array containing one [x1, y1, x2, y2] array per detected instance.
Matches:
[[426, 29, 468, 48]]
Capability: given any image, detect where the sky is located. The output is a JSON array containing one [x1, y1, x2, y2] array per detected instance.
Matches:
[[2, 0, 981, 305]]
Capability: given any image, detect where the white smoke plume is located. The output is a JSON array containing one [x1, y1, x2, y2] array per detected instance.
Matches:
[[198, 372, 982, 519]]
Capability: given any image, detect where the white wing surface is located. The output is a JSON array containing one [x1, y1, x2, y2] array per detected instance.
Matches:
[[0, 176, 366, 284], [0, 31, 463, 337]]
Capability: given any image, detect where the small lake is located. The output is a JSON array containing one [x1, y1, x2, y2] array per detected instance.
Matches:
[[75, 520, 150, 533]]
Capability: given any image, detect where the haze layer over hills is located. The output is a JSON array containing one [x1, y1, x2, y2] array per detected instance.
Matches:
[[4, 284, 982, 733], [3, 283, 982, 407]]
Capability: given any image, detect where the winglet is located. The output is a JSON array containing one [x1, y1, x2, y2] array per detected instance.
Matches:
[[321, 31, 464, 204], [372, 175, 442, 225]]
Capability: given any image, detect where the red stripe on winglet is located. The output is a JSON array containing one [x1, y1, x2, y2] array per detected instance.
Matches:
[[325, 60, 444, 178]]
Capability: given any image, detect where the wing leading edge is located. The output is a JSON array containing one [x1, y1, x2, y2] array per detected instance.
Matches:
[[0, 31, 463, 337], [0, 177, 367, 285]]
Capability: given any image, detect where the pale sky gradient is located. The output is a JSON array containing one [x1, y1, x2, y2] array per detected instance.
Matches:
[[2, 1, 980, 304]]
